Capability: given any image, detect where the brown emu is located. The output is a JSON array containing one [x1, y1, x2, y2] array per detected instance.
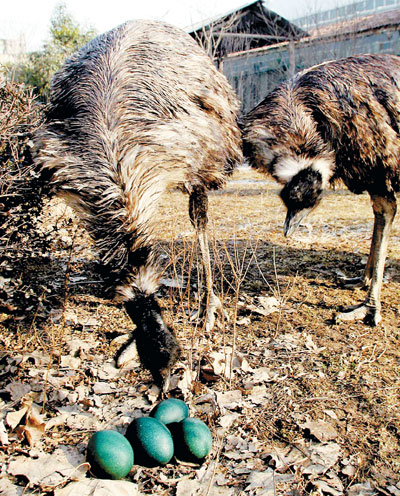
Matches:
[[34, 20, 242, 387], [242, 54, 400, 326]]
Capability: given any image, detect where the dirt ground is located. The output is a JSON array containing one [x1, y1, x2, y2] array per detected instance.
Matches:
[[1, 167, 400, 495]]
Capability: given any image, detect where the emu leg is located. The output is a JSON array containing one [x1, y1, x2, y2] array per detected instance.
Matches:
[[337, 223, 376, 289], [336, 194, 396, 325], [189, 186, 224, 331]]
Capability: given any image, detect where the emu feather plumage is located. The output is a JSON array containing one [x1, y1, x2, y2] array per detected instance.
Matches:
[[34, 20, 242, 387], [243, 53, 400, 325]]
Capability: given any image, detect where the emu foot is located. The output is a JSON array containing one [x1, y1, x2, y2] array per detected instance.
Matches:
[[334, 303, 381, 326], [336, 274, 367, 289], [190, 292, 228, 331]]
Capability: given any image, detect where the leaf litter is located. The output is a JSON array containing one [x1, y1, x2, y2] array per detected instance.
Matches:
[[1, 168, 400, 494]]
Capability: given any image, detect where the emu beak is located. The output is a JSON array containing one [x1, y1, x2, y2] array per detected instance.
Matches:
[[284, 208, 311, 237], [160, 368, 172, 397]]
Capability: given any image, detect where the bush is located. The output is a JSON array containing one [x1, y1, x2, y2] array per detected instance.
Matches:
[[13, 4, 96, 101], [0, 77, 46, 315]]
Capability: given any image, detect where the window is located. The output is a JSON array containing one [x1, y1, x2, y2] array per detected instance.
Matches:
[[366, 0, 374, 10]]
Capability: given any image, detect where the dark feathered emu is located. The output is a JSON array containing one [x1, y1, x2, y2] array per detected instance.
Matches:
[[34, 20, 242, 387], [242, 53, 400, 326]]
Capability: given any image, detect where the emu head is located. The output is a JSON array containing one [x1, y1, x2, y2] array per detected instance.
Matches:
[[122, 294, 180, 390], [242, 107, 334, 237], [280, 166, 324, 236]]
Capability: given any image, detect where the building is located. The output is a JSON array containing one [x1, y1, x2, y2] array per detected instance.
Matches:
[[294, 0, 400, 29], [188, 0, 305, 64], [220, 4, 400, 112]]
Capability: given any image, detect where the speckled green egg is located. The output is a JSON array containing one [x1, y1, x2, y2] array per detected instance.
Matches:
[[125, 417, 174, 467], [86, 430, 134, 479], [172, 418, 213, 463], [150, 398, 189, 425]]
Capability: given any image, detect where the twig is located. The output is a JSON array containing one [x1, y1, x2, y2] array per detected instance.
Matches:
[[204, 434, 224, 496], [42, 227, 78, 413]]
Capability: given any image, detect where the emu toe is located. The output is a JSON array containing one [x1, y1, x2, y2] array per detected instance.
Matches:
[[190, 292, 228, 332], [335, 303, 382, 326], [337, 275, 366, 289]]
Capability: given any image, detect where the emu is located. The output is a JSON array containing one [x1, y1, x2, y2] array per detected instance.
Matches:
[[34, 20, 242, 387], [242, 53, 400, 326]]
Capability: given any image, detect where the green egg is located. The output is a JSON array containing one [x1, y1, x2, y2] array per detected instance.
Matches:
[[86, 430, 134, 479], [172, 417, 213, 463], [125, 417, 174, 467], [150, 398, 189, 425]]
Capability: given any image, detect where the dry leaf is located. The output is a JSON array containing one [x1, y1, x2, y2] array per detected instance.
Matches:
[[312, 478, 344, 496], [6, 405, 29, 431], [67, 338, 95, 356], [65, 412, 101, 431], [4, 382, 31, 401], [54, 480, 141, 496], [0, 419, 9, 445], [204, 488, 235, 496], [387, 485, 400, 496], [60, 356, 82, 369], [300, 420, 339, 442], [302, 462, 326, 476], [264, 445, 307, 472], [346, 482, 377, 495], [160, 276, 186, 289], [236, 316, 251, 326], [205, 349, 250, 380], [16, 402, 46, 447], [245, 385, 270, 405], [249, 367, 278, 384], [323, 409, 339, 420], [0, 478, 23, 495], [176, 479, 202, 496], [8, 447, 87, 488], [96, 361, 121, 380], [63, 309, 79, 325], [304, 334, 326, 353], [177, 367, 196, 396], [310, 442, 341, 469], [215, 390, 243, 410], [46, 413, 70, 431], [218, 413, 240, 430], [244, 296, 280, 317], [19, 352, 50, 367], [146, 384, 161, 404], [269, 334, 299, 351], [92, 382, 115, 395], [245, 469, 275, 492]]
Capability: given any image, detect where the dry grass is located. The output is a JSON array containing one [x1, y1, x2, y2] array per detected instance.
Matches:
[[1, 167, 400, 494]]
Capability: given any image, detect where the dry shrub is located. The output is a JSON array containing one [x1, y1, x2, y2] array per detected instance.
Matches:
[[0, 76, 47, 317]]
